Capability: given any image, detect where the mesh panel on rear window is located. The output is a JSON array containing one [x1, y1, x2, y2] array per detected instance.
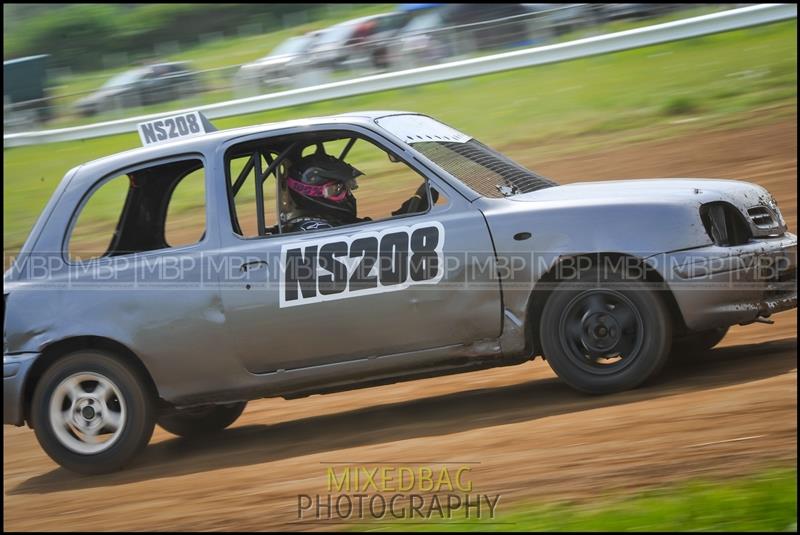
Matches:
[[412, 140, 558, 198]]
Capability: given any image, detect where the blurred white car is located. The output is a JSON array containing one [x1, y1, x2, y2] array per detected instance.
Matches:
[[74, 62, 203, 117], [389, 4, 538, 69], [306, 12, 412, 71], [235, 31, 325, 93]]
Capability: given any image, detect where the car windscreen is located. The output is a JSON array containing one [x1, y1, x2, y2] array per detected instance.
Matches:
[[315, 20, 359, 46], [401, 11, 443, 34], [271, 36, 310, 56], [102, 68, 147, 89], [375, 114, 558, 198], [376, 12, 412, 33]]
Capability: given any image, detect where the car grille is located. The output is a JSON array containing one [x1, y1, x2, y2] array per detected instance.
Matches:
[[747, 206, 777, 229]]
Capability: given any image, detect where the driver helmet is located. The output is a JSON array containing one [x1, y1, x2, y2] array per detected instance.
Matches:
[[287, 151, 363, 223]]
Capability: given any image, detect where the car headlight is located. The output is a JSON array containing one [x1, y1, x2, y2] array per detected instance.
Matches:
[[767, 197, 787, 227]]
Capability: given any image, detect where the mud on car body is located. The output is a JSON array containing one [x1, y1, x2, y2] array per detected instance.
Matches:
[[4, 111, 797, 474]]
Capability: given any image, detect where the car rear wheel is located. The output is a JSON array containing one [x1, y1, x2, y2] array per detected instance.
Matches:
[[158, 402, 247, 438], [31, 350, 155, 475], [540, 267, 672, 394]]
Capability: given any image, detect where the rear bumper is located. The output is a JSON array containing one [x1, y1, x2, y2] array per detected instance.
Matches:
[[649, 233, 797, 331], [4, 353, 39, 426]]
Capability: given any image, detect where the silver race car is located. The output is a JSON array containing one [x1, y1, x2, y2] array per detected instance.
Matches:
[[4, 111, 796, 473]]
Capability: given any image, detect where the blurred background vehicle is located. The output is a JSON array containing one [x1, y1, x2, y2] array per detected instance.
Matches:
[[235, 31, 326, 94], [352, 9, 421, 71], [389, 3, 541, 68], [305, 12, 413, 71], [73, 61, 203, 117], [323, 4, 439, 71]]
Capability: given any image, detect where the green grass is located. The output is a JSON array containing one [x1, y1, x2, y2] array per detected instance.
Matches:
[[352, 467, 797, 532], [3, 20, 797, 256], [661, 96, 701, 116]]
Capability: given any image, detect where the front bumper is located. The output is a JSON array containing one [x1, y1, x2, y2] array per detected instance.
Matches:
[[649, 233, 797, 331], [4, 353, 39, 426]]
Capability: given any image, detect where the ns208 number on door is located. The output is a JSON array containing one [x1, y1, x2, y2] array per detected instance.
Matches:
[[279, 222, 444, 308]]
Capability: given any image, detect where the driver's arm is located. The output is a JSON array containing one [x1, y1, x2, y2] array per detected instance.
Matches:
[[392, 183, 438, 216]]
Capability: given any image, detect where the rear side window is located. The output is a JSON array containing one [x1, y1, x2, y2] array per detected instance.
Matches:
[[69, 174, 130, 262], [68, 158, 206, 261], [165, 167, 206, 247]]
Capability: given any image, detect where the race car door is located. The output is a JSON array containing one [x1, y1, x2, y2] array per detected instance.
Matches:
[[217, 127, 502, 374]]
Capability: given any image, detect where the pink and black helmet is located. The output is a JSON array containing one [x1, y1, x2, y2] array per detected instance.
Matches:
[[287, 152, 363, 223]]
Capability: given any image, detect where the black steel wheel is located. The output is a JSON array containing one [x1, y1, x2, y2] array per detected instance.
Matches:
[[540, 266, 672, 394], [558, 289, 645, 375]]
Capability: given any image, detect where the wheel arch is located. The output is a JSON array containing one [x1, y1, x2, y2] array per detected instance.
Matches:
[[525, 252, 687, 357], [23, 336, 162, 428]]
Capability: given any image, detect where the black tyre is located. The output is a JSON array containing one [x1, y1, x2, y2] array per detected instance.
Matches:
[[540, 267, 672, 394], [158, 402, 246, 438], [31, 350, 155, 475], [672, 326, 729, 355]]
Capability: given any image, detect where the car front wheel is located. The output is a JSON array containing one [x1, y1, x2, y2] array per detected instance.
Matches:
[[31, 351, 155, 475], [540, 267, 672, 394], [158, 402, 247, 438]]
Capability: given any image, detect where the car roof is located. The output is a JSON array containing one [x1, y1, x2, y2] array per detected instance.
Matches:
[[70, 110, 418, 185], [333, 13, 387, 27], [149, 61, 191, 71], [319, 13, 392, 36]]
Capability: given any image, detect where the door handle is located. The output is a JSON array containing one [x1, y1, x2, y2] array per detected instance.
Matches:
[[240, 260, 269, 272]]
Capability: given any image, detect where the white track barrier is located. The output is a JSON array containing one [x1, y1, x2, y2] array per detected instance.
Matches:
[[3, 4, 796, 148]]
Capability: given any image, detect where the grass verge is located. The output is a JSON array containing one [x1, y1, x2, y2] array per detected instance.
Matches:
[[351, 467, 797, 532]]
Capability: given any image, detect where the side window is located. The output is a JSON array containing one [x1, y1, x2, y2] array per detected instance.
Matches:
[[68, 158, 206, 261], [225, 132, 446, 239], [332, 137, 440, 222]]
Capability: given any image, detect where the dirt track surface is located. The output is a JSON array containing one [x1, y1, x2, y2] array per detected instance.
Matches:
[[3, 120, 797, 531]]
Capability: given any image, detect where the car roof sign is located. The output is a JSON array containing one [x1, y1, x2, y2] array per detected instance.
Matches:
[[137, 111, 217, 146]]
